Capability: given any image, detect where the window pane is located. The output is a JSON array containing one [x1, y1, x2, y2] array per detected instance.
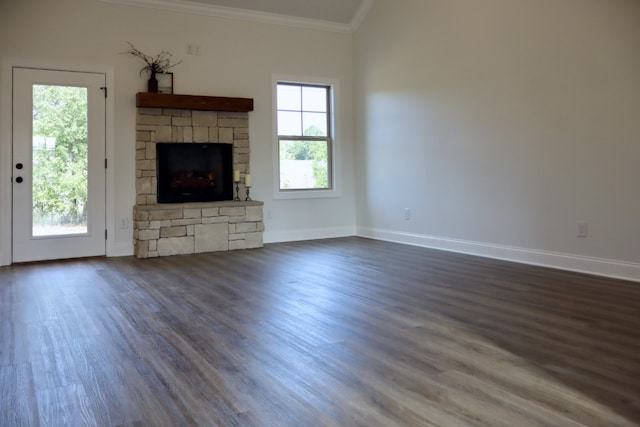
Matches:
[[32, 84, 88, 236], [279, 140, 329, 190], [277, 84, 301, 110], [276, 82, 332, 193], [303, 112, 327, 136], [302, 86, 327, 112], [278, 111, 302, 135]]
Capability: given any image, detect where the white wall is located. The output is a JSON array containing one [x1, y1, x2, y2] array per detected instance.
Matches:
[[354, 0, 640, 280], [3, 0, 639, 281], [0, 0, 356, 261]]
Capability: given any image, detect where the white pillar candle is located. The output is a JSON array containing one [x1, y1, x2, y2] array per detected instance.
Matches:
[[233, 170, 240, 182], [245, 174, 252, 187]]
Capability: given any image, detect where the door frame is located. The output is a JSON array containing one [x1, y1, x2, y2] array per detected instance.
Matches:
[[1, 58, 116, 265]]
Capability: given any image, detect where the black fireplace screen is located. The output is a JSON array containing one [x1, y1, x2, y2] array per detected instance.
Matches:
[[156, 142, 233, 203]]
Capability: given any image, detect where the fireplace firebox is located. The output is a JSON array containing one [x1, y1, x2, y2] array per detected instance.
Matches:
[[156, 142, 233, 203]]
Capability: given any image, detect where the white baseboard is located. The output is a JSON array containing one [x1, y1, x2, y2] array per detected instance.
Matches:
[[0, 251, 9, 267], [357, 227, 640, 283], [264, 226, 356, 244]]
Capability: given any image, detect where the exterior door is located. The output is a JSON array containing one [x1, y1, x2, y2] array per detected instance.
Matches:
[[12, 68, 106, 262]]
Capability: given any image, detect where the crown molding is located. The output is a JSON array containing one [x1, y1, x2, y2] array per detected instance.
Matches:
[[96, 0, 370, 33]]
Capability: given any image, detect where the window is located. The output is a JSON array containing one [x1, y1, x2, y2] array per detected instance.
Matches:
[[277, 82, 332, 191]]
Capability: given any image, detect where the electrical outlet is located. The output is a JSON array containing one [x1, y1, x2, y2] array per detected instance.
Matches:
[[187, 44, 201, 55], [577, 221, 587, 238], [404, 208, 411, 220]]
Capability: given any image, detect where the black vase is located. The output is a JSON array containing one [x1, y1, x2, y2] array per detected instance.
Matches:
[[147, 72, 158, 93]]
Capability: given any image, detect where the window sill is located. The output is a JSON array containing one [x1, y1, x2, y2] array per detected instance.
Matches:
[[273, 188, 341, 200]]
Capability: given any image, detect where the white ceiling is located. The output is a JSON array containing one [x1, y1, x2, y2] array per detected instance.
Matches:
[[99, 0, 373, 32]]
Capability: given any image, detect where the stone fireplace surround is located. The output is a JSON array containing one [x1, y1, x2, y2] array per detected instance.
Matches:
[[133, 93, 263, 258]]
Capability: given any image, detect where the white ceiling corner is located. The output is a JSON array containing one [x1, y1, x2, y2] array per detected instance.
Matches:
[[97, 0, 374, 33]]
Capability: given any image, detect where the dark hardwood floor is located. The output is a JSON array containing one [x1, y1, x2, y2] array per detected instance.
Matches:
[[1, 237, 639, 426]]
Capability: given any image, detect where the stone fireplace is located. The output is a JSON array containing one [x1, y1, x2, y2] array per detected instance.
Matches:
[[132, 93, 263, 258]]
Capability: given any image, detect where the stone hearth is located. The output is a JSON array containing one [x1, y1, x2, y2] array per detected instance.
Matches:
[[133, 201, 263, 258]]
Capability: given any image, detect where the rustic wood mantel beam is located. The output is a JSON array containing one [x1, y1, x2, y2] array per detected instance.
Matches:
[[136, 93, 254, 112]]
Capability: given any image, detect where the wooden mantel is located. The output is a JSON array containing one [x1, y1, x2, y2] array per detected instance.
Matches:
[[136, 92, 254, 112]]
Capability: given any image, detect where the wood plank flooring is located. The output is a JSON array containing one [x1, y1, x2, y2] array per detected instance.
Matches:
[[1, 237, 639, 426]]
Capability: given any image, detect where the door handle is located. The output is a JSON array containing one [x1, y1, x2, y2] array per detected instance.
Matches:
[[15, 176, 23, 183], [16, 163, 23, 170]]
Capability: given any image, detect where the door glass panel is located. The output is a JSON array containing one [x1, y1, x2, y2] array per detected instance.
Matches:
[[32, 84, 88, 236]]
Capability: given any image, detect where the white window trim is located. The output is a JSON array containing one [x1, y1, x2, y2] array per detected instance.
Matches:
[[272, 74, 342, 200]]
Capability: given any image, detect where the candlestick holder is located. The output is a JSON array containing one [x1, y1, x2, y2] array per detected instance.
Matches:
[[234, 181, 241, 201], [245, 186, 252, 201]]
